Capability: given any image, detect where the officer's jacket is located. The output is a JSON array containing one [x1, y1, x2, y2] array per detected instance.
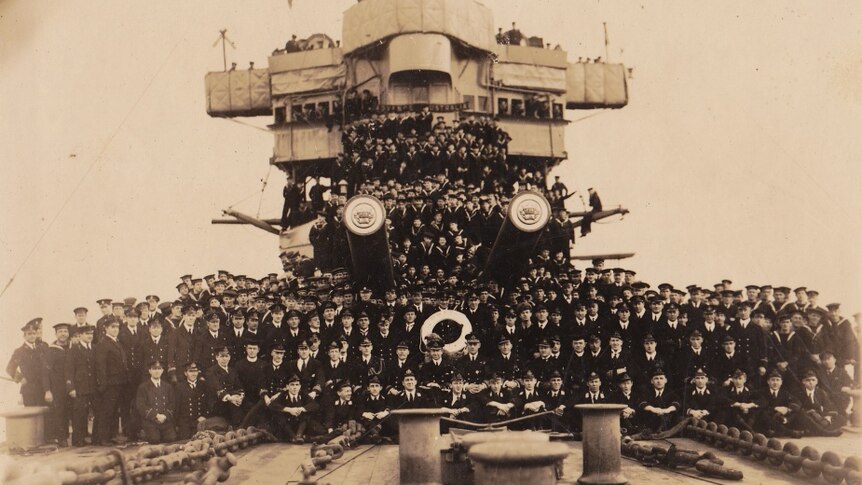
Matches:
[[175, 379, 213, 423], [95, 337, 129, 387], [65, 343, 97, 395], [135, 379, 175, 422], [682, 386, 717, 416]]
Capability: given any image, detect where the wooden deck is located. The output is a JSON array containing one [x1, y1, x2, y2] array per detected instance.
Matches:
[[5, 431, 861, 484]]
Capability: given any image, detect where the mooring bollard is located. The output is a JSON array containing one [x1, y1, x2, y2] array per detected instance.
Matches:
[[391, 408, 451, 485], [0, 406, 50, 449], [575, 404, 628, 485], [469, 441, 569, 485]]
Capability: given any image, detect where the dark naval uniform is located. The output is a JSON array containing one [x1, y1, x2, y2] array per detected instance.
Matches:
[[43, 340, 71, 443], [135, 377, 177, 444], [175, 376, 213, 439], [6, 341, 47, 406], [66, 340, 98, 446], [95, 335, 130, 443]]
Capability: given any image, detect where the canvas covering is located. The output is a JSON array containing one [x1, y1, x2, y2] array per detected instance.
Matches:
[[342, 0, 494, 54], [206, 69, 272, 116], [565, 62, 628, 107], [270, 65, 347, 96], [494, 63, 567, 93]]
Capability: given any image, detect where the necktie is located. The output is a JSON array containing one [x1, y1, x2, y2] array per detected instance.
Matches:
[[773, 391, 777, 398], [657, 391, 662, 398], [155, 382, 160, 389], [408, 393, 413, 403], [191, 383, 195, 389], [810, 393, 815, 404]]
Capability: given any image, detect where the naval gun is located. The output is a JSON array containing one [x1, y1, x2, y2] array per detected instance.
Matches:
[[342, 195, 396, 293], [481, 190, 553, 286]]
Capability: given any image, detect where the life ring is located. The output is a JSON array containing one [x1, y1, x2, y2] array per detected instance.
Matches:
[[420, 310, 473, 355]]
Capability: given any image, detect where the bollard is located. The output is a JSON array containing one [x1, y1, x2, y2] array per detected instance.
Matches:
[[0, 406, 50, 449], [847, 389, 862, 428], [391, 409, 451, 485], [469, 441, 569, 485], [575, 404, 628, 485]]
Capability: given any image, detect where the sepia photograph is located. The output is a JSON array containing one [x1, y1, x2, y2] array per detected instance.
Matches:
[[1, 0, 860, 483]]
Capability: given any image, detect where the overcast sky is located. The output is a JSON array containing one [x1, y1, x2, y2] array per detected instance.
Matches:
[[1, 0, 861, 381]]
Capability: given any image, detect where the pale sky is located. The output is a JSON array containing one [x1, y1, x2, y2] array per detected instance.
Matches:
[[1, 0, 861, 378]]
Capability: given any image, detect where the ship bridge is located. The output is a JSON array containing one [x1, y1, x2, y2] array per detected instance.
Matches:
[[204, 0, 629, 179]]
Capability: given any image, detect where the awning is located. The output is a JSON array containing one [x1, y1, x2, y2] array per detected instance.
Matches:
[[494, 63, 567, 93], [271, 65, 347, 96]]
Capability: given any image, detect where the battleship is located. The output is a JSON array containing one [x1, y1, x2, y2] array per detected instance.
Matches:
[[2, 1, 861, 485]]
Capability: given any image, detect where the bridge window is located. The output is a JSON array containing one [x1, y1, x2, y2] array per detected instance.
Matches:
[[498, 97, 509, 115], [463, 94, 475, 111]]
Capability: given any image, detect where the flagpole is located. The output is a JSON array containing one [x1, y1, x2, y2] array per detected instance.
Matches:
[[603, 22, 609, 61]]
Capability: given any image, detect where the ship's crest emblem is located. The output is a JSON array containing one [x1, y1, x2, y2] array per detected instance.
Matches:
[[517, 200, 542, 225], [352, 204, 376, 228]]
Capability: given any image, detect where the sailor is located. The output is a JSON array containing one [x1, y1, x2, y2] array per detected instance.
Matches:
[[683, 368, 716, 421], [418, 335, 454, 402], [754, 369, 802, 438], [95, 299, 114, 341], [767, 314, 807, 379], [565, 333, 589, 395], [167, 305, 201, 380], [674, 330, 711, 386], [260, 343, 290, 402], [43, 322, 72, 445], [515, 370, 546, 429], [597, 332, 635, 386], [359, 375, 394, 442], [719, 368, 760, 433], [729, 301, 768, 377], [234, 337, 265, 417], [817, 350, 853, 416], [387, 340, 417, 394], [95, 318, 130, 445], [480, 372, 516, 423], [490, 334, 521, 391], [323, 341, 357, 396], [323, 380, 358, 439], [712, 334, 751, 388], [610, 372, 640, 435], [633, 333, 669, 385], [72, 306, 90, 333], [204, 346, 244, 427], [195, 311, 230, 370], [66, 325, 98, 446], [137, 319, 169, 382], [174, 362, 213, 440], [796, 370, 843, 436], [542, 370, 572, 432], [226, 311, 249, 361], [638, 368, 681, 434], [268, 374, 319, 443], [135, 360, 176, 444], [288, 339, 324, 399]]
